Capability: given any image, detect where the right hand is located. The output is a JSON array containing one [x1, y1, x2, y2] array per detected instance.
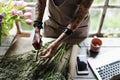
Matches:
[[40, 40, 60, 58], [32, 28, 43, 50]]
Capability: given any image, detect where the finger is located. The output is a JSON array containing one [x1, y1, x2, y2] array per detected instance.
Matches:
[[36, 43, 43, 49], [40, 49, 52, 58], [32, 40, 39, 49], [36, 43, 40, 49], [40, 48, 49, 56], [32, 41, 37, 49], [39, 39, 43, 49]]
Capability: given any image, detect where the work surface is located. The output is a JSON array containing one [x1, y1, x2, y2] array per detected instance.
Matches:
[[0, 37, 72, 79], [70, 38, 120, 80], [1, 37, 120, 80]]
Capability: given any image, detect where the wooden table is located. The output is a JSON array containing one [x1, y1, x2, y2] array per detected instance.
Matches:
[[0, 36, 16, 55], [69, 38, 120, 80], [4, 37, 34, 56], [1, 37, 120, 80], [0, 25, 17, 55]]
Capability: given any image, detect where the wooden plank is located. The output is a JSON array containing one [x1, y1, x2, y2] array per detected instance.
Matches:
[[5, 37, 33, 56], [0, 25, 17, 55], [69, 45, 96, 80], [0, 47, 9, 55], [1, 36, 15, 47], [5, 37, 54, 56], [0, 36, 16, 55]]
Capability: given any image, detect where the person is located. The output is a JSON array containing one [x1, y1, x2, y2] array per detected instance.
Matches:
[[32, 0, 93, 58]]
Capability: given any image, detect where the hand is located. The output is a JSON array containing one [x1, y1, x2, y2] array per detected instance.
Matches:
[[32, 30, 43, 50], [40, 41, 60, 58]]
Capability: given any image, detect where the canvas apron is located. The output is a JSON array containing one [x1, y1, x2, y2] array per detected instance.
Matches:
[[43, 0, 90, 44]]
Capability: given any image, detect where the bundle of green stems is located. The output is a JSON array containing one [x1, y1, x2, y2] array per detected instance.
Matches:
[[0, 40, 71, 80], [30, 41, 70, 80]]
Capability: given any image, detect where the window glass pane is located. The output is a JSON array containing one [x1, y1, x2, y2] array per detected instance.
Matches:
[[20, 7, 35, 31], [89, 9, 102, 33], [20, 22, 33, 31], [109, 0, 120, 5], [93, 0, 105, 4], [13, 0, 36, 32], [102, 8, 120, 34]]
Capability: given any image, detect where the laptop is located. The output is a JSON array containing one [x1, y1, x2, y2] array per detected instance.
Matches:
[[87, 48, 120, 80]]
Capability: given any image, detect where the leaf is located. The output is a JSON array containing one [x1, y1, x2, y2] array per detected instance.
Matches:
[[5, 0, 14, 12], [1, 26, 9, 36], [7, 15, 18, 22], [0, 3, 3, 13], [16, 6, 25, 11], [8, 21, 14, 30]]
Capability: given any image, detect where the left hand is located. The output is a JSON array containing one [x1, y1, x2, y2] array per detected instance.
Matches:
[[40, 41, 60, 58]]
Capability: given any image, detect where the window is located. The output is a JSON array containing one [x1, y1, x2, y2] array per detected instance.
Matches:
[[9, 0, 36, 37], [5, 0, 120, 37], [89, 0, 120, 37]]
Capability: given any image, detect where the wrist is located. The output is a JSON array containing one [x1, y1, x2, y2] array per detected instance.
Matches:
[[53, 40, 61, 47], [63, 28, 73, 35], [35, 27, 40, 33], [33, 20, 43, 29]]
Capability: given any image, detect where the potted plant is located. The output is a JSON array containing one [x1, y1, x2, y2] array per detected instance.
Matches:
[[0, 0, 33, 46]]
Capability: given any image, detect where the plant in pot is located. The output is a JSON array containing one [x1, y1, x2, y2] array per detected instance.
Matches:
[[0, 0, 33, 46]]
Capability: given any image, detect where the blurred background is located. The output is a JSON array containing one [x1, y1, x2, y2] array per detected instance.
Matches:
[[4, 0, 120, 38]]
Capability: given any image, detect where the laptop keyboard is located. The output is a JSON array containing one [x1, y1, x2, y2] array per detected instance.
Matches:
[[96, 60, 120, 80]]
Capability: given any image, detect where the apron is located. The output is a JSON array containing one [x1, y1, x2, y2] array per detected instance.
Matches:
[[43, 0, 90, 44]]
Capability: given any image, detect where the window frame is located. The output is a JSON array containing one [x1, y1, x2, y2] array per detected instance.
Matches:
[[18, 0, 120, 37], [90, 0, 120, 37]]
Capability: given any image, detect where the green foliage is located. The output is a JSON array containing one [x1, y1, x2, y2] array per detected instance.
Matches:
[[0, 0, 32, 37], [0, 0, 18, 36], [0, 41, 70, 80]]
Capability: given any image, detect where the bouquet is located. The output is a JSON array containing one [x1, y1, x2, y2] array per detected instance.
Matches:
[[0, 0, 33, 37]]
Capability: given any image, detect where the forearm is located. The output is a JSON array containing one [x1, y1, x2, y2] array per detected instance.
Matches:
[[35, 0, 47, 22], [68, 0, 93, 31], [54, 0, 93, 45], [34, 0, 47, 31]]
